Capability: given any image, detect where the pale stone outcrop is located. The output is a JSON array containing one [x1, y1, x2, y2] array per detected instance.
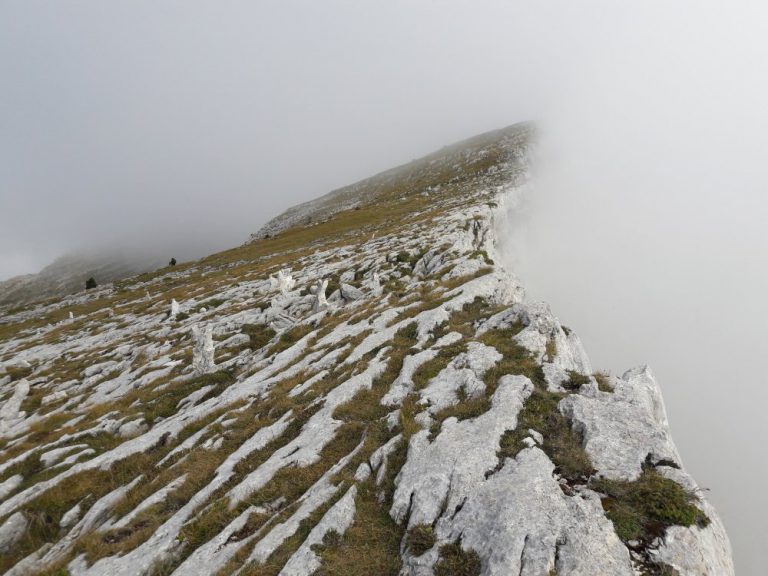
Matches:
[[271, 269, 296, 294], [370, 271, 383, 296], [655, 467, 735, 576], [118, 419, 148, 439], [560, 365, 681, 481], [311, 279, 329, 313], [419, 341, 502, 414], [391, 375, 533, 528], [40, 476, 143, 566], [478, 301, 591, 374], [0, 378, 30, 435], [413, 249, 444, 277], [60, 502, 83, 529], [279, 486, 357, 576], [0, 512, 28, 553], [339, 282, 363, 302], [439, 448, 634, 576], [0, 123, 733, 576], [0, 474, 22, 503], [191, 324, 215, 375]]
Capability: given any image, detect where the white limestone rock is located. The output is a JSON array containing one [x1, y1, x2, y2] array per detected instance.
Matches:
[[60, 502, 83, 528], [413, 249, 444, 277], [542, 362, 570, 392], [0, 511, 28, 553], [339, 269, 355, 283], [339, 283, 363, 302], [654, 466, 735, 576], [118, 419, 149, 439], [271, 269, 296, 294], [41, 390, 69, 406], [0, 126, 734, 576], [438, 448, 634, 576], [279, 486, 357, 576], [0, 474, 23, 503], [41, 444, 91, 467], [391, 375, 533, 528], [191, 324, 216, 375], [0, 378, 30, 435], [478, 302, 591, 374], [221, 332, 251, 349], [560, 365, 681, 481], [170, 299, 180, 319], [41, 476, 143, 566], [419, 342, 502, 414], [311, 279, 329, 313], [370, 271, 383, 296], [382, 348, 439, 407]]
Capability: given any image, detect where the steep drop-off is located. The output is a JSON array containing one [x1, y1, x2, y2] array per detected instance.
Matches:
[[0, 124, 732, 575]]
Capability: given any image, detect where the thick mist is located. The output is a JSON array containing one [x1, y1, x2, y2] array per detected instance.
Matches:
[[2, 1, 766, 571], [0, 0, 543, 280], [497, 4, 768, 572]]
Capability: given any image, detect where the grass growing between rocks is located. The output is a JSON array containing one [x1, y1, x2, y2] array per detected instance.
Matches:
[[241, 324, 277, 350], [496, 386, 594, 482], [590, 467, 709, 543], [266, 323, 315, 357], [171, 322, 418, 573], [561, 370, 590, 392], [143, 370, 234, 425], [0, 125, 532, 576], [0, 449, 168, 575], [406, 524, 436, 556], [593, 371, 614, 392], [427, 325, 534, 439], [314, 439, 409, 576], [434, 542, 482, 576]]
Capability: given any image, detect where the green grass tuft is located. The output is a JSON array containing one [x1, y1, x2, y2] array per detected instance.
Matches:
[[406, 524, 437, 556], [591, 467, 709, 542], [434, 542, 482, 576]]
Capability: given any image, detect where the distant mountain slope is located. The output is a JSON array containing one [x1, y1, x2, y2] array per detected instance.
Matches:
[[0, 123, 733, 576], [253, 124, 529, 240], [0, 253, 160, 308]]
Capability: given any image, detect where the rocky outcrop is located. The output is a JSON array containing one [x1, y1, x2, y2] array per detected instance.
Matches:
[[0, 124, 732, 576], [191, 324, 216, 375]]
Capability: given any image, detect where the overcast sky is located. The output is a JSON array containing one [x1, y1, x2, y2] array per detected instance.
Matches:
[[1, 1, 765, 572]]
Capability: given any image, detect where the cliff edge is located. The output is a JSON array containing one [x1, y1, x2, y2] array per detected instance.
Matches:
[[0, 124, 733, 575]]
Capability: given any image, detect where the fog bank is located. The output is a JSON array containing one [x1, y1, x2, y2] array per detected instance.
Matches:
[[499, 4, 768, 571], [1, 1, 766, 571]]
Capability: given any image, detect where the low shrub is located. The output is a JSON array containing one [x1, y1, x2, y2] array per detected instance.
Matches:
[[406, 524, 436, 556], [562, 370, 590, 392], [591, 467, 709, 542], [434, 542, 481, 576], [241, 323, 277, 350]]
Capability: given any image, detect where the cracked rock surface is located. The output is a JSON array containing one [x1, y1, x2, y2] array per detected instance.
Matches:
[[0, 124, 732, 575]]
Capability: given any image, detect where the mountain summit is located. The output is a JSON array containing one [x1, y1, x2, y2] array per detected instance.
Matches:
[[0, 124, 733, 575]]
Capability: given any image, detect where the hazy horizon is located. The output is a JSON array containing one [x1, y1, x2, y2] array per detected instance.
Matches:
[[2, 1, 766, 572]]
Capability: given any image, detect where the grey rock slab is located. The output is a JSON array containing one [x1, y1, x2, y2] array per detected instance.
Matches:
[[419, 341, 501, 414], [654, 466, 735, 576], [560, 364, 681, 481], [0, 511, 27, 553], [279, 486, 357, 576], [391, 375, 532, 528], [191, 323, 216, 375], [72, 413, 294, 576], [438, 448, 634, 576], [0, 474, 22, 503], [339, 283, 363, 302]]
